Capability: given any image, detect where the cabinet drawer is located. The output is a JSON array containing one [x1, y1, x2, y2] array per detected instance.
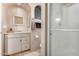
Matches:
[[22, 37, 30, 44]]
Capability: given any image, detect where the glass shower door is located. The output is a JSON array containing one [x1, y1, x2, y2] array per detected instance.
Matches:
[[49, 3, 79, 56]]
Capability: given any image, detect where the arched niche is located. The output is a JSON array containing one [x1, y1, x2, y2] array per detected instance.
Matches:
[[35, 5, 41, 19]]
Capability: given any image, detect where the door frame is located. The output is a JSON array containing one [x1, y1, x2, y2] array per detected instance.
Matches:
[[40, 3, 48, 56], [47, 3, 51, 56]]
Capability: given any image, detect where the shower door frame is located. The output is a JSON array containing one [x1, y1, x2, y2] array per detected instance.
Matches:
[[40, 3, 48, 56]]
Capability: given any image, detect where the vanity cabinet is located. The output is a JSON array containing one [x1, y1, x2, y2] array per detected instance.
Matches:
[[4, 33, 31, 55], [5, 38, 21, 55], [22, 37, 30, 51]]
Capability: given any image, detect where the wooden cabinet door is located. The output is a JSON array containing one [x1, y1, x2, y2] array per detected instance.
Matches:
[[6, 38, 21, 55], [21, 37, 30, 51]]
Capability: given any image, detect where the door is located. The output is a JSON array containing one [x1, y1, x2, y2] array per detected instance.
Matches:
[[49, 3, 79, 56]]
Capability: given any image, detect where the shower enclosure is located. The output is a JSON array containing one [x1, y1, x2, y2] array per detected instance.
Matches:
[[48, 3, 79, 56]]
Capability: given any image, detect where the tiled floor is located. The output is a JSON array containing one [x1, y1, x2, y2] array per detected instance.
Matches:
[[12, 49, 40, 56], [23, 49, 40, 56]]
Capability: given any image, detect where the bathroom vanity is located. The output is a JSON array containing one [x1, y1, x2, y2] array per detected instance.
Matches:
[[4, 33, 31, 55], [2, 4, 32, 55]]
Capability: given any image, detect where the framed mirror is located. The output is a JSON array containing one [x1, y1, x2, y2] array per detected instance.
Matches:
[[13, 16, 24, 25]]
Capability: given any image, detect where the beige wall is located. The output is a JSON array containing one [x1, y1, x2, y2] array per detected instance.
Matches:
[[8, 7, 29, 33]]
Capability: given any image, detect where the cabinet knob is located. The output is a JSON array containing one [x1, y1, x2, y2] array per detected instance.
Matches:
[[35, 35, 39, 38]]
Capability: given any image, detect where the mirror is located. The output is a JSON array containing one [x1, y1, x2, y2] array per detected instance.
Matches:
[[13, 16, 24, 25]]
